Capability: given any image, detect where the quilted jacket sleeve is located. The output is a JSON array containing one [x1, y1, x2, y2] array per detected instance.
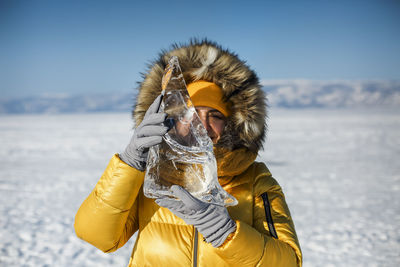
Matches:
[[74, 154, 144, 253], [215, 163, 302, 267]]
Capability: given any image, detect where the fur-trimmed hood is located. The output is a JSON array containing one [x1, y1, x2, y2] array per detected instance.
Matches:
[[133, 40, 267, 152]]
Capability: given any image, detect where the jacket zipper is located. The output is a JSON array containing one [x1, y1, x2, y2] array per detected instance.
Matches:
[[193, 228, 198, 267], [261, 192, 278, 238]]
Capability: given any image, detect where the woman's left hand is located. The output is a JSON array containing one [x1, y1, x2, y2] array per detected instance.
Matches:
[[155, 185, 236, 248]]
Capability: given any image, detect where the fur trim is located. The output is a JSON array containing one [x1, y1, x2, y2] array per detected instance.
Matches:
[[133, 39, 267, 152]]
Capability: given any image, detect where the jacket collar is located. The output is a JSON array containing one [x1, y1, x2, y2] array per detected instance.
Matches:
[[214, 147, 257, 185]]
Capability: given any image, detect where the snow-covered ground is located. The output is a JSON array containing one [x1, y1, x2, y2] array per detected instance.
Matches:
[[0, 109, 399, 266]]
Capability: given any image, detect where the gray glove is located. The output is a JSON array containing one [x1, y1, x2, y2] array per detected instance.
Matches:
[[119, 94, 168, 171], [155, 185, 237, 248]]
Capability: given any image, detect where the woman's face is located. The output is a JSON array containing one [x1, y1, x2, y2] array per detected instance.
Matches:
[[195, 106, 226, 144]]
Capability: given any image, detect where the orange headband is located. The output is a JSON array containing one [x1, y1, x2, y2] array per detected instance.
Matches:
[[187, 80, 231, 117]]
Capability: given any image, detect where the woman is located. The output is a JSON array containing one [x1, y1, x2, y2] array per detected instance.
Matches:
[[74, 40, 302, 266]]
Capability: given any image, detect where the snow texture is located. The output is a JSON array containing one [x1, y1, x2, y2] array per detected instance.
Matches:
[[0, 109, 399, 266]]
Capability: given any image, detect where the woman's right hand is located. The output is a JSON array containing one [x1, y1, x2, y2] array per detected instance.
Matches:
[[119, 94, 168, 171]]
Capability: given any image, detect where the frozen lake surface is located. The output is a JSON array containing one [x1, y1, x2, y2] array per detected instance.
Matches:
[[0, 108, 399, 266]]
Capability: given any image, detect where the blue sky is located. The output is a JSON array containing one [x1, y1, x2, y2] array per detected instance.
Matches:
[[1, 0, 399, 97]]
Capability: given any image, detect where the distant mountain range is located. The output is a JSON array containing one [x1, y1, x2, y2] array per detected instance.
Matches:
[[1, 80, 399, 114], [0, 93, 135, 114], [262, 79, 400, 108]]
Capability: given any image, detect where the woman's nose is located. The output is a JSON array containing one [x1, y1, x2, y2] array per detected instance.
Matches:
[[198, 113, 210, 131]]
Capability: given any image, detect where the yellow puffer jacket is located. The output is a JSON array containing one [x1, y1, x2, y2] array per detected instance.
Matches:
[[74, 148, 302, 266]]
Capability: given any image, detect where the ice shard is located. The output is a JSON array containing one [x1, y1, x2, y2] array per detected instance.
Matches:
[[143, 56, 238, 206]]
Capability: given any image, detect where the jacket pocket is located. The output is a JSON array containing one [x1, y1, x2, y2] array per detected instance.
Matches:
[[261, 192, 278, 239]]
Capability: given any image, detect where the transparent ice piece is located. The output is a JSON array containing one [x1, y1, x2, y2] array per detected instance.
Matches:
[[143, 56, 238, 206]]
